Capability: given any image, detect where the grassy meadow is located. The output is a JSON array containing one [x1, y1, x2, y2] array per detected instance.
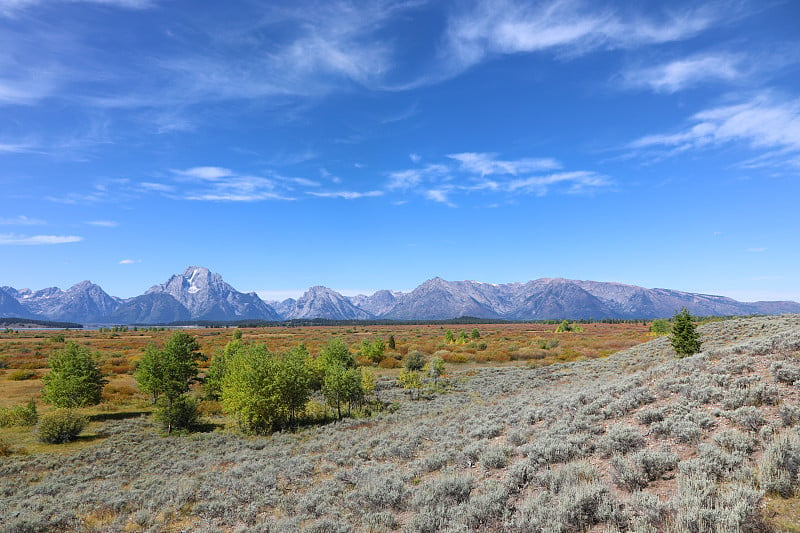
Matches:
[[2, 317, 800, 531]]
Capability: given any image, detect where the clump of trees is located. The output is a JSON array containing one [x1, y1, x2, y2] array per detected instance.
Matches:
[[398, 353, 449, 400], [444, 329, 477, 344], [209, 338, 379, 435], [555, 320, 584, 333]]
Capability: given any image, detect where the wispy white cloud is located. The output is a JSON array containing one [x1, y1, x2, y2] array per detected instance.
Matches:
[[0, 0, 155, 17], [0, 215, 45, 225], [388, 152, 610, 204], [171, 167, 292, 201], [0, 233, 83, 245], [402, 0, 727, 87], [119, 258, 142, 264], [425, 189, 452, 204], [448, 152, 561, 176], [0, 142, 38, 153], [387, 164, 450, 190], [308, 190, 383, 200], [139, 182, 175, 193], [173, 166, 234, 180], [629, 94, 800, 166], [621, 53, 742, 93], [86, 220, 118, 227], [746, 247, 767, 253], [508, 170, 610, 195]]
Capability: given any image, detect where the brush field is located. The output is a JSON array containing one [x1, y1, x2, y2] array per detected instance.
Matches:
[[2, 317, 800, 531]]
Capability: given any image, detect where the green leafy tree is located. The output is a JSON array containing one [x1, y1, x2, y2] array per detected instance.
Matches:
[[360, 338, 386, 364], [444, 330, 455, 344], [671, 308, 701, 357], [135, 332, 202, 405], [222, 344, 283, 434], [649, 319, 672, 335], [221, 344, 312, 433], [323, 365, 362, 419], [457, 331, 468, 344], [205, 338, 242, 400], [361, 368, 376, 401], [471, 328, 480, 339], [319, 338, 354, 369], [232, 328, 243, 341], [275, 345, 312, 427], [42, 342, 106, 408]]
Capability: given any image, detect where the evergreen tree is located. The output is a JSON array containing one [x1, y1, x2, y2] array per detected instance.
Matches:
[[42, 342, 107, 408], [671, 308, 701, 357], [387, 335, 396, 350]]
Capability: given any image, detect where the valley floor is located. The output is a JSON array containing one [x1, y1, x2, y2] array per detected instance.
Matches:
[[3, 315, 800, 532]]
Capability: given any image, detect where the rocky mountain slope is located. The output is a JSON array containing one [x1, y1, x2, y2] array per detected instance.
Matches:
[[2, 268, 799, 323], [284, 286, 372, 320], [144, 266, 279, 322]]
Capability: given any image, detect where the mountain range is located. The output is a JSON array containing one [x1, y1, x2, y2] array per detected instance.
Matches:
[[2, 266, 799, 324]]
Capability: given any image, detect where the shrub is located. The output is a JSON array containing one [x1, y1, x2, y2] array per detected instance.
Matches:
[[8, 369, 37, 381], [404, 350, 426, 371], [611, 454, 648, 491], [0, 437, 14, 456], [714, 429, 756, 454], [771, 362, 800, 385], [725, 406, 767, 432], [153, 394, 200, 434], [480, 446, 509, 469], [637, 407, 665, 425], [780, 403, 800, 427], [0, 400, 38, 427], [611, 449, 678, 491], [601, 424, 645, 456], [36, 408, 87, 444], [759, 431, 800, 497], [673, 471, 765, 532], [378, 357, 401, 368]]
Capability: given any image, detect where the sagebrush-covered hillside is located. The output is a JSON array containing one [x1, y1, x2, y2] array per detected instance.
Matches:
[[3, 315, 800, 532]]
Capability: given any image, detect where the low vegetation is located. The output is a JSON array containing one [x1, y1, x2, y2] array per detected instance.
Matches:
[[1, 315, 799, 530]]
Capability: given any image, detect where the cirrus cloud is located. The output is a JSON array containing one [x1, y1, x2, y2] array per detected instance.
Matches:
[[0, 233, 83, 245]]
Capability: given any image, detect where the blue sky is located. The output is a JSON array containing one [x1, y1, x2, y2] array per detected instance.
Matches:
[[1, 0, 799, 302]]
